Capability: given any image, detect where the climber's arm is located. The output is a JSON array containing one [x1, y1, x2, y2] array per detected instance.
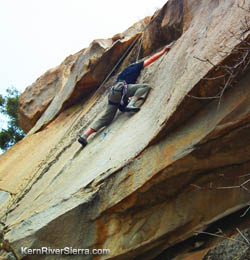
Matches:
[[143, 43, 172, 68]]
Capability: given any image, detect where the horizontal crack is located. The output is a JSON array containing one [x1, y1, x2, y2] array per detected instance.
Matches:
[[195, 121, 250, 148], [149, 206, 250, 260]]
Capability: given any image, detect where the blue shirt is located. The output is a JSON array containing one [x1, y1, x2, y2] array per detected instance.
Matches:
[[117, 61, 144, 84]]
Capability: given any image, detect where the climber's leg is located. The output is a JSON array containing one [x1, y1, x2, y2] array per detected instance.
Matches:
[[125, 84, 150, 112], [78, 103, 118, 147], [91, 104, 118, 131]]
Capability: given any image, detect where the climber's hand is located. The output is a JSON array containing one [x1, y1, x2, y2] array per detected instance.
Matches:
[[163, 41, 176, 52], [163, 45, 171, 52]]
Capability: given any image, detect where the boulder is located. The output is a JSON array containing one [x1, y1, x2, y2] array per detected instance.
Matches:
[[1, 0, 250, 259], [18, 53, 81, 133]]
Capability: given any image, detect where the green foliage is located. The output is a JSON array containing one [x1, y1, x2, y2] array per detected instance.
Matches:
[[0, 87, 25, 151]]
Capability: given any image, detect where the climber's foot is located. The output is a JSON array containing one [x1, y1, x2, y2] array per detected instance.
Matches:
[[78, 136, 88, 147], [124, 105, 140, 112]]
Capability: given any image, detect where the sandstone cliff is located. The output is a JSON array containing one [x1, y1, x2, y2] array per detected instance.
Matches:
[[1, 0, 250, 260]]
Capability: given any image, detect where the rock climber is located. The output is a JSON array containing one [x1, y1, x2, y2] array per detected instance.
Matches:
[[78, 42, 173, 147]]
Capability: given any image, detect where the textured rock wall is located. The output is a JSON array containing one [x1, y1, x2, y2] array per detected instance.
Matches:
[[1, 0, 250, 259]]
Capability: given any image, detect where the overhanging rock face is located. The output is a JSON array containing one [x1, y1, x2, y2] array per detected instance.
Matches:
[[1, 0, 250, 260]]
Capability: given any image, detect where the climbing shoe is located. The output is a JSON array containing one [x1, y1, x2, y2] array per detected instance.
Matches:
[[125, 105, 140, 112], [78, 136, 88, 147]]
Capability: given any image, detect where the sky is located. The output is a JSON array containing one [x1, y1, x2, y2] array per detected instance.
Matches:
[[0, 0, 168, 97]]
